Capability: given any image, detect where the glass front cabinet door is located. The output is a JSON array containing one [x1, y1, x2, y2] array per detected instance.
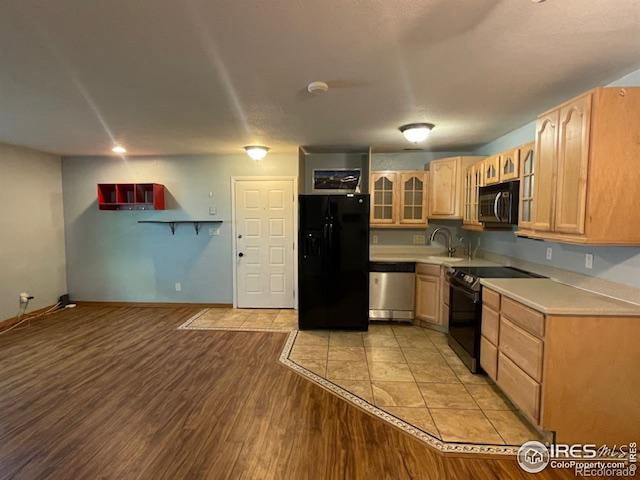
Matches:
[[370, 172, 398, 224], [399, 172, 429, 225], [518, 142, 535, 228]]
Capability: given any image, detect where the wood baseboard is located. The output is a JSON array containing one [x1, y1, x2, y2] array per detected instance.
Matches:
[[74, 301, 233, 309], [0, 304, 59, 333]]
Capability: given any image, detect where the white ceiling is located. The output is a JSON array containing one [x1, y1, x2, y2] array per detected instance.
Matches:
[[1, 0, 639, 156]]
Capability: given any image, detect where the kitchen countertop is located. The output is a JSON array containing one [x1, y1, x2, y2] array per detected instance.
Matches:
[[480, 278, 640, 316], [370, 252, 500, 268]]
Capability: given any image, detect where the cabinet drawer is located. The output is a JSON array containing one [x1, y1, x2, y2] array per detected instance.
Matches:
[[497, 352, 541, 423], [482, 288, 500, 311], [480, 336, 498, 381], [502, 296, 545, 337], [416, 263, 440, 276], [499, 317, 544, 382], [481, 306, 499, 345]]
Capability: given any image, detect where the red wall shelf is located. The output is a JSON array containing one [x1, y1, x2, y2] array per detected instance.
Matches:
[[97, 183, 165, 210]]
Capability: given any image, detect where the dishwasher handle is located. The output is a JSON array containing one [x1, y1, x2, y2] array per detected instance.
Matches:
[[370, 262, 416, 273]]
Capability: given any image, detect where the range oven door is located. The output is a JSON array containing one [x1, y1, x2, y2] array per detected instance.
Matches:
[[447, 281, 482, 372]]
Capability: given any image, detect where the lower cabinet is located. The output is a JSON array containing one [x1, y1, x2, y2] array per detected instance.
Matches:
[[479, 336, 497, 381], [481, 288, 544, 425], [480, 287, 640, 445], [415, 263, 448, 328], [497, 352, 541, 422]]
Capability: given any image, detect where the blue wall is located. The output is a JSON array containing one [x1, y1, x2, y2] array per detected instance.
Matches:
[[469, 67, 640, 288], [62, 153, 297, 303]]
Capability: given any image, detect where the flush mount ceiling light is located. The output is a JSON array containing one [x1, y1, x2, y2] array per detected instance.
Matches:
[[307, 81, 329, 94], [244, 145, 269, 160], [399, 123, 435, 143], [111, 145, 127, 154]]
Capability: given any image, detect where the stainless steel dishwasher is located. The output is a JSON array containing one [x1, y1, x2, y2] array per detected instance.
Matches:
[[369, 262, 416, 322]]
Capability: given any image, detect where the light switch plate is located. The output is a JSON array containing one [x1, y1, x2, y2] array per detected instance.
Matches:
[[372, 234, 378, 245], [585, 253, 593, 269], [546, 247, 553, 261], [175, 282, 182, 292]]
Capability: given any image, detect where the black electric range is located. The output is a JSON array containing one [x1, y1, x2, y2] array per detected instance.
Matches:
[[446, 266, 545, 373]]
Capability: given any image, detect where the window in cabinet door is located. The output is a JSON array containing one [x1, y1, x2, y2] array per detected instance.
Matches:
[[519, 145, 535, 228], [484, 156, 500, 185], [400, 174, 425, 223], [371, 173, 397, 223], [500, 149, 520, 182], [463, 167, 473, 223], [472, 163, 483, 224]]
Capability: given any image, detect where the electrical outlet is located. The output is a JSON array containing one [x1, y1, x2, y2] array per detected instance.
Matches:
[[209, 206, 217, 215], [208, 191, 214, 198], [585, 253, 593, 269], [372, 234, 378, 245], [175, 282, 182, 292], [413, 234, 425, 245], [546, 247, 553, 261]]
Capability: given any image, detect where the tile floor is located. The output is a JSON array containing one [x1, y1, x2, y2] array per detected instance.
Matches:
[[179, 308, 298, 331], [180, 308, 542, 450], [289, 324, 542, 446]]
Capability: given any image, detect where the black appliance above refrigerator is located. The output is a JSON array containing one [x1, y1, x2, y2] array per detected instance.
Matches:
[[298, 194, 370, 331]]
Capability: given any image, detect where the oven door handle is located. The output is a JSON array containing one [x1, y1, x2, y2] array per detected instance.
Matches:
[[493, 192, 503, 222]]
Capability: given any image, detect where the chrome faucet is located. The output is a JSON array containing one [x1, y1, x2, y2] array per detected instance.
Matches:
[[429, 227, 456, 257]]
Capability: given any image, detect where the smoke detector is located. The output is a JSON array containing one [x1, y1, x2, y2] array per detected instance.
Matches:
[[307, 81, 329, 94]]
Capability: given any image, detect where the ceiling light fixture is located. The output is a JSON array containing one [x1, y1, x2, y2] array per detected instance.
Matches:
[[307, 81, 329, 94], [399, 123, 435, 143], [244, 145, 269, 161], [112, 145, 127, 154]]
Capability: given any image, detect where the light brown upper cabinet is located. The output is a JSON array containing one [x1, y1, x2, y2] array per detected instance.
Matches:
[[500, 148, 520, 182], [399, 171, 429, 225], [370, 172, 398, 225], [484, 155, 501, 185], [554, 94, 591, 235], [518, 87, 640, 245], [370, 170, 429, 228], [531, 110, 559, 232], [429, 156, 482, 220], [518, 142, 535, 229]]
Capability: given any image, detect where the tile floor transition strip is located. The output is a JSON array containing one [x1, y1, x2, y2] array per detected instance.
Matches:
[[177, 309, 208, 329], [278, 330, 518, 457]]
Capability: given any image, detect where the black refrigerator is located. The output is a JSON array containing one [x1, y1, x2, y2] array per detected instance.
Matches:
[[298, 194, 370, 331]]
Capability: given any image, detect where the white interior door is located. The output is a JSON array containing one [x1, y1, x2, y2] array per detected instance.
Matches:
[[234, 179, 295, 308]]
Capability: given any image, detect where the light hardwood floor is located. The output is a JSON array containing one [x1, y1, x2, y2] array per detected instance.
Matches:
[[0, 306, 574, 479]]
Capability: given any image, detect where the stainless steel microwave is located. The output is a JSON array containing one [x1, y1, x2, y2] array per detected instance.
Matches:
[[478, 181, 520, 226]]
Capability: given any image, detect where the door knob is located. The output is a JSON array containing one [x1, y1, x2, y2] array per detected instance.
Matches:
[[238, 252, 244, 257]]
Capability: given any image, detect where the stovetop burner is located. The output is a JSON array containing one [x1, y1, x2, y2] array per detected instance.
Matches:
[[447, 266, 545, 291]]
